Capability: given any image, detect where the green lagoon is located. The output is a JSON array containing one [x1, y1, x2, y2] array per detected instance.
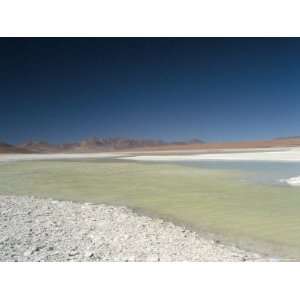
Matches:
[[1, 158, 300, 259]]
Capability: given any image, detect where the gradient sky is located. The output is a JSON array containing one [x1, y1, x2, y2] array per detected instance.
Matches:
[[1, 38, 300, 144]]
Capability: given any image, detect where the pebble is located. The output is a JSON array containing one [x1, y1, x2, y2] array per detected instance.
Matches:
[[0, 195, 267, 262]]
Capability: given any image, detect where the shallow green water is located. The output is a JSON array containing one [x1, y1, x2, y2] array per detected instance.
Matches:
[[1, 158, 300, 259]]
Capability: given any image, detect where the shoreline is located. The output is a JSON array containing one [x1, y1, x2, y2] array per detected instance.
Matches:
[[0, 153, 122, 163], [2, 146, 300, 163], [0, 195, 268, 262], [120, 147, 300, 162]]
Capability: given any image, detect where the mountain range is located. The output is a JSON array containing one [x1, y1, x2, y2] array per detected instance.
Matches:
[[2, 136, 300, 154], [1, 138, 204, 153], [0, 142, 31, 154]]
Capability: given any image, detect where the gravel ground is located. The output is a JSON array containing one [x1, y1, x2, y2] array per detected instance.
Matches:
[[0, 195, 265, 262]]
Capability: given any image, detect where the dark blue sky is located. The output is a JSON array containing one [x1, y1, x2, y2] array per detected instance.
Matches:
[[1, 38, 300, 144]]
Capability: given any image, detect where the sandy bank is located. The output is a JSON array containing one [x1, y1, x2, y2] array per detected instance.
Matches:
[[0, 195, 264, 262]]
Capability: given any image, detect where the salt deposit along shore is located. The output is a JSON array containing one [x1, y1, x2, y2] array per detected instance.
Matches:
[[2, 147, 300, 163], [0, 152, 122, 163], [122, 147, 300, 162], [0, 195, 266, 262]]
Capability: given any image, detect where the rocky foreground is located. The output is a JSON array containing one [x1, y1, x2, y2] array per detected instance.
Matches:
[[0, 195, 265, 262]]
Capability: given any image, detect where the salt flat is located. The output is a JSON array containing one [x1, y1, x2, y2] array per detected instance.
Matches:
[[121, 147, 300, 162], [2, 147, 300, 163], [0, 152, 122, 163]]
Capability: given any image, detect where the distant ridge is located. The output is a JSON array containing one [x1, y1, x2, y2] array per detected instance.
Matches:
[[3, 136, 300, 154], [274, 136, 300, 140], [0, 142, 32, 154], [16, 138, 205, 153]]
